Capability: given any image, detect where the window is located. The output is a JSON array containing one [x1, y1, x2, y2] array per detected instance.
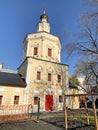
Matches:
[[48, 48, 52, 57], [14, 96, 19, 105], [34, 47, 38, 55], [48, 73, 51, 81], [34, 97, 38, 105], [37, 71, 41, 80], [0, 96, 3, 105], [58, 74, 61, 83], [59, 96, 63, 103]]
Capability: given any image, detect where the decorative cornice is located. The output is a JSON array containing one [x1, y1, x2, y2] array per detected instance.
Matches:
[[25, 32, 61, 45]]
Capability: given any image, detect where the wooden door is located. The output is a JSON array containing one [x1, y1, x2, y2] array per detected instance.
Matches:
[[45, 95, 53, 111]]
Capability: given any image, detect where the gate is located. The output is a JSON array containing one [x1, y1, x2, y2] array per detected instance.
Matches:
[[64, 94, 98, 130]]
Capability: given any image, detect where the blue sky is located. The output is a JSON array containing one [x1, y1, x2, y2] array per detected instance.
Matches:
[[0, 0, 88, 75]]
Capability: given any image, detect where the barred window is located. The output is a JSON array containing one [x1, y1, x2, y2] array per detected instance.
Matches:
[[14, 96, 19, 105]]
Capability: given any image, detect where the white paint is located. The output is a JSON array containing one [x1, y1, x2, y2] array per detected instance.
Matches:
[[14, 89, 21, 93], [0, 88, 7, 92]]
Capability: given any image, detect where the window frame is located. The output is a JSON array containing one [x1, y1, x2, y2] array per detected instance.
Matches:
[[59, 95, 63, 103], [48, 73, 52, 81], [14, 96, 19, 105], [34, 97, 39, 105], [48, 48, 52, 57], [34, 47, 38, 56], [57, 74, 61, 83], [0, 96, 3, 105], [37, 71, 41, 80]]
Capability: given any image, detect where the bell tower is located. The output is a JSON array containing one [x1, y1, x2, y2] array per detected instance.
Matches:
[[22, 9, 61, 63]]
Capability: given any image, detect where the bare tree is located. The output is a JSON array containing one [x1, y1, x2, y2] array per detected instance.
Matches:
[[66, 14, 98, 57], [83, 0, 98, 16], [74, 58, 98, 93], [65, 1, 98, 93], [66, 0, 98, 57]]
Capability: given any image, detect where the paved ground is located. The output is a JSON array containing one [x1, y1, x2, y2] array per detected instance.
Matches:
[[0, 120, 64, 130], [0, 112, 65, 130], [0, 111, 96, 130]]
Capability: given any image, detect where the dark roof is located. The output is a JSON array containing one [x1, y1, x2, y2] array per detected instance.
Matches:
[[40, 13, 48, 20], [0, 72, 26, 87]]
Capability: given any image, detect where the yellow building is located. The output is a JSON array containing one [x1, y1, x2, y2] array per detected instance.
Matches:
[[0, 10, 69, 112], [0, 66, 26, 106]]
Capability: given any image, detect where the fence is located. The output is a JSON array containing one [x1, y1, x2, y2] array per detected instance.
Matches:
[[64, 94, 98, 130], [0, 104, 33, 121]]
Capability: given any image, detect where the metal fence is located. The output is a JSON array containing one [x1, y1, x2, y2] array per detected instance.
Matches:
[[0, 104, 33, 121], [64, 94, 98, 130]]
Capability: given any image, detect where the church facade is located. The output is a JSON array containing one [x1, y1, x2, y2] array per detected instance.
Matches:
[[0, 11, 69, 112]]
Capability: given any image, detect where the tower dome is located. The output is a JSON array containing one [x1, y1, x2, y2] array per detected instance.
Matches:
[[40, 13, 48, 21], [40, 8, 48, 22], [37, 8, 50, 33]]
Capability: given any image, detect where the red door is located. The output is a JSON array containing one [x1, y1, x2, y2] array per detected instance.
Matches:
[[45, 95, 53, 111]]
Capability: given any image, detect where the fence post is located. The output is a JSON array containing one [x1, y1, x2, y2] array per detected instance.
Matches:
[[92, 95, 98, 130], [84, 99, 90, 125], [64, 96, 68, 130]]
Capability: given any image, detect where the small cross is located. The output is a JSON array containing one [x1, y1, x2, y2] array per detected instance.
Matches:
[[43, 6, 46, 14]]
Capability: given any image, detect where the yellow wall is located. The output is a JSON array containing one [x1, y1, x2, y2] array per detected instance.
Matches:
[[17, 29, 69, 111], [23, 32, 61, 63], [69, 89, 79, 109], [18, 56, 68, 111], [0, 85, 25, 105]]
